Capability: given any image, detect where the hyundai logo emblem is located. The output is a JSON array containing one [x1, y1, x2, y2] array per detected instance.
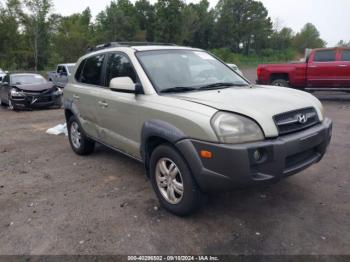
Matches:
[[297, 114, 307, 124]]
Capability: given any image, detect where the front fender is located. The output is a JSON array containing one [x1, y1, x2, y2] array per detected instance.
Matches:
[[140, 119, 187, 162]]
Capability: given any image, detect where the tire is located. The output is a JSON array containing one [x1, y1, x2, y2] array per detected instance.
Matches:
[[149, 144, 203, 216], [67, 115, 95, 155], [0, 97, 6, 106], [271, 79, 289, 87], [53, 97, 63, 109], [8, 98, 17, 111]]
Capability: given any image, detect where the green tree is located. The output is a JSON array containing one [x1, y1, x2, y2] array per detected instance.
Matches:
[[0, 0, 25, 69], [51, 8, 93, 64], [135, 0, 156, 41], [154, 0, 185, 44], [337, 40, 350, 47], [270, 27, 294, 51], [182, 0, 214, 49], [95, 0, 139, 42], [22, 0, 53, 71], [214, 0, 272, 55], [293, 23, 326, 53]]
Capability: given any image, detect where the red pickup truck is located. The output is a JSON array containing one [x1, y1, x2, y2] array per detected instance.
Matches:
[[257, 48, 350, 91]]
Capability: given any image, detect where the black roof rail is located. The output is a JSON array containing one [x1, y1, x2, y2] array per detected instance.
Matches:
[[87, 42, 177, 53]]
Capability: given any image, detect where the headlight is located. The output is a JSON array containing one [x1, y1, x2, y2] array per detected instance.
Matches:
[[53, 87, 63, 95], [10, 88, 25, 97], [211, 112, 264, 144]]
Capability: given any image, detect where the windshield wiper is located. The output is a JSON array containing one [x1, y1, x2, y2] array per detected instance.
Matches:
[[198, 82, 248, 90], [160, 86, 197, 93]]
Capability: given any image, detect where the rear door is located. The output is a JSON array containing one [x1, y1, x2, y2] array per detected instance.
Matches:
[[307, 49, 338, 87], [71, 54, 106, 139], [337, 49, 350, 87]]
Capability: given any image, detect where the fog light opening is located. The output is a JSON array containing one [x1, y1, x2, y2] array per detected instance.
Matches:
[[253, 149, 263, 162]]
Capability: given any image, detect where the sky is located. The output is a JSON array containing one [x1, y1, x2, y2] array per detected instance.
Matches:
[[2, 0, 350, 46]]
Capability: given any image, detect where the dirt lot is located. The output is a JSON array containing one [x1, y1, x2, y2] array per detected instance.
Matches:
[[0, 71, 349, 255]]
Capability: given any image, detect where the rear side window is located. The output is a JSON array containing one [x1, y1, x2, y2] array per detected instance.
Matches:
[[105, 53, 137, 86], [58, 66, 67, 73], [314, 50, 336, 62], [80, 54, 105, 86], [341, 50, 350, 61]]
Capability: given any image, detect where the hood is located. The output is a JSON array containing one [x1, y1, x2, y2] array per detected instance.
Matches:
[[14, 82, 54, 92], [169, 85, 323, 137]]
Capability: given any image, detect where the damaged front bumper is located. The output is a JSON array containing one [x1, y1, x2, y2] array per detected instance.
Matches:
[[10, 89, 63, 108]]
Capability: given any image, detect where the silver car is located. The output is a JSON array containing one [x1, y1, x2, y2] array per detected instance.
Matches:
[[64, 42, 332, 215]]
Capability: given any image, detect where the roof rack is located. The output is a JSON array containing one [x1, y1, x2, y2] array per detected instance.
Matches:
[[87, 42, 177, 53]]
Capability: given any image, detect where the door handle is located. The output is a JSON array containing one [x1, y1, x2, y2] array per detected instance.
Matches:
[[309, 65, 317, 68], [338, 65, 348, 67], [73, 95, 80, 101], [98, 101, 109, 108]]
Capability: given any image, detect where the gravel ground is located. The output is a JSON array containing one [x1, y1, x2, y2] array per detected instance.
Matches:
[[0, 69, 349, 255]]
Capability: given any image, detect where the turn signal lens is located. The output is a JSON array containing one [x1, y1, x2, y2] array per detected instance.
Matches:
[[200, 150, 213, 159]]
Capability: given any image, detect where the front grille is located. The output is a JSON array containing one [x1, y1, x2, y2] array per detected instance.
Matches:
[[274, 107, 319, 135], [37, 96, 52, 103], [26, 95, 52, 103]]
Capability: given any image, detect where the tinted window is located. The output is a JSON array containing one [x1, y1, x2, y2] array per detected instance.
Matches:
[[106, 53, 137, 86], [314, 50, 336, 62], [57, 66, 66, 73], [81, 54, 105, 86], [341, 50, 350, 61], [3, 75, 10, 83], [75, 59, 86, 82]]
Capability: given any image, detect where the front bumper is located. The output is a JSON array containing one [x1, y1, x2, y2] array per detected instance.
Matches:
[[176, 118, 332, 192], [11, 93, 62, 108]]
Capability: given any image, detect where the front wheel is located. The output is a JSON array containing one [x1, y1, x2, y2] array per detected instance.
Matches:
[[149, 144, 203, 216], [271, 79, 289, 87], [8, 98, 17, 111], [67, 116, 95, 155]]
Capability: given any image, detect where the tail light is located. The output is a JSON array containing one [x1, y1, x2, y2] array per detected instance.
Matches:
[[257, 67, 262, 79]]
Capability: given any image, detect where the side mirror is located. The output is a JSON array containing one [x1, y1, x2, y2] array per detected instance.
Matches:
[[110, 77, 136, 93]]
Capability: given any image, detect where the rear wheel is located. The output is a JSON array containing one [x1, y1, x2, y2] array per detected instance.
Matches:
[[149, 144, 203, 216], [271, 79, 289, 87], [67, 115, 95, 155]]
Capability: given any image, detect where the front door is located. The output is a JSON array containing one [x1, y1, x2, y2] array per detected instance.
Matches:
[[307, 49, 339, 87], [337, 49, 350, 87], [95, 52, 141, 158]]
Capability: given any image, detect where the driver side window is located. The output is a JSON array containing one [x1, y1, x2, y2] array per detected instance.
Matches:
[[105, 53, 137, 87]]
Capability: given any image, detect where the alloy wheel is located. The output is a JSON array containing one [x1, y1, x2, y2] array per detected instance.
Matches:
[[155, 158, 184, 204], [70, 121, 82, 149], [8, 99, 14, 110]]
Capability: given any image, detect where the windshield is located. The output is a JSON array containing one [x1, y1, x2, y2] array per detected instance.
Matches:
[[11, 74, 47, 85], [136, 50, 248, 92]]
